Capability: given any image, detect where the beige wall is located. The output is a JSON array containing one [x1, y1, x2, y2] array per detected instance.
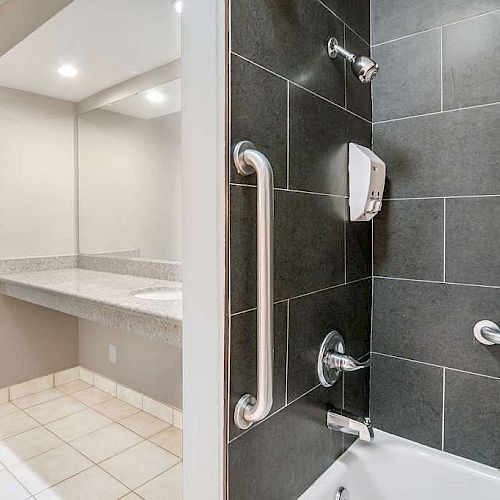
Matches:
[[0, 86, 76, 258], [0, 86, 79, 389], [78, 109, 182, 261], [0, 295, 78, 388], [0, 87, 181, 406], [78, 319, 182, 409]]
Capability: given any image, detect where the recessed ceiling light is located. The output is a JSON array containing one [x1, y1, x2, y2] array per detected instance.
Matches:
[[57, 65, 78, 77], [146, 90, 165, 103], [173, 0, 182, 13]]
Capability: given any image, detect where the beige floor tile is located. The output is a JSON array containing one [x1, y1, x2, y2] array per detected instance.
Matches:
[[94, 398, 140, 421], [72, 387, 115, 407], [0, 469, 30, 500], [25, 397, 85, 424], [57, 380, 92, 395], [100, 441, 179, 490], [10, 375, 53, 400], [119, 493, 142, 500], [10, 444, 92, 495], [0, 427, 63, 467], [0, 402, 21, 418], [46, 408, 112, 442], [0, 411, 39, 440], [136, 463, 182, 500], [120, 412, 170, 438], [12, 389, 64, 410], [70, 423, 143, 463], [35, 466, 129, 500], [150, 427, 182, 458]]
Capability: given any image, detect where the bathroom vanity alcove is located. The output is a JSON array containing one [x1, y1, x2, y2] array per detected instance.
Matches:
[[0, 0, 183, 348], [0, 257, 183, 347]]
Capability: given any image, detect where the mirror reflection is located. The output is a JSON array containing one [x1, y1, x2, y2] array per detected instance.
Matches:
[[78, 79, 182, 261]]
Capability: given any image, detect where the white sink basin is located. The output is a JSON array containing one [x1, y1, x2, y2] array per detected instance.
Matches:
[[132, 287, 182, 301]]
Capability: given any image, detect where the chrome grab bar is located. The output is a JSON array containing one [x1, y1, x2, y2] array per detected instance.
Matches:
[[474, 320, 500, 345], [233, 141, 274, 430]]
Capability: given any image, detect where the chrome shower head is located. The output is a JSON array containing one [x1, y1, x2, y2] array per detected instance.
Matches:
[[327, 37, 379, 84]]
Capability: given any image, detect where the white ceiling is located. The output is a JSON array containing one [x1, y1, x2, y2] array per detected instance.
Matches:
[[104, 79, 181, 120], [0, 0, 181, 102]]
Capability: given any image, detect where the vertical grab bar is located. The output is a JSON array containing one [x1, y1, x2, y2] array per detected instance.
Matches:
[[233, 141, 274, 430]]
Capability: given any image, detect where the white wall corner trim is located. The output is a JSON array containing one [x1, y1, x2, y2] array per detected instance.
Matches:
[[182, 1, 227, 499]]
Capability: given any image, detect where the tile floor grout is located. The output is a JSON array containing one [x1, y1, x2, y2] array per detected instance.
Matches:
[[0, 383, 182, 499]]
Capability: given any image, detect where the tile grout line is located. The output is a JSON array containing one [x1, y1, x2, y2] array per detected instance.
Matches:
[[286, 81, 290, 190], [344, 202, 347, 283], [441, 368, 446, 451], [9, 393, 179, 497], [316, 0, 370, 46], [285, 300, 290, 405], [230, 51, 372, 125], [228, 383, 322, 444], [230, 182, 349, 199], [9, 406, 102, 496], [372, 7, 500, 47], [373, 99, 500, 125], [230, 276, 372, 316], [443, 198, 446, 281], [290, 80, 371, 124], [383, 194, 500, 200], [440, 26, 443, 112], [374, 275, 500, 289], [373, 351, 500, 381]]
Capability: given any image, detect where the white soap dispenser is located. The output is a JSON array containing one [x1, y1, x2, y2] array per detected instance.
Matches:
[[348, 143, 386, 222]]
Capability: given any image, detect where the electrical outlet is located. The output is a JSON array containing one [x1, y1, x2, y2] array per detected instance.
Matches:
[[109, 344, 117, 364]]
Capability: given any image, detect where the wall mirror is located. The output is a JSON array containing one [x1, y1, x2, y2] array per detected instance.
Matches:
[[78, 76, 182, 262], [0, 0, 181, 264], [76, 2, 182, 264]]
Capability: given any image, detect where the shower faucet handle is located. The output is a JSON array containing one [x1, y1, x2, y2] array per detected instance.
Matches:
[[325, 351, 370, 372], [317, 331, 370, 387]]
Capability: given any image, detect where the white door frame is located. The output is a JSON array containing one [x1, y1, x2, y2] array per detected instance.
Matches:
[[181, 1, 227, 499]]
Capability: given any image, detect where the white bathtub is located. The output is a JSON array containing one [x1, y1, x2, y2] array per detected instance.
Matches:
[[300, 430, 500, 500]]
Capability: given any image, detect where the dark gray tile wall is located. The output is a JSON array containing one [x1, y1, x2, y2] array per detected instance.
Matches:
[[372, 30, 441, 121], [372, 0, 499, 45], [345, 27, 372, 121], [443, 11, 500, 110], [228, 1, 372, 497], [374, 198, 444, 281], [370, 354, 443, 449], [444, 370, 500, 468], [372, 5, 500, 469]]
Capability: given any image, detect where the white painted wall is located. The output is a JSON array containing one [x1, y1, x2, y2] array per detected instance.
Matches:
[[0, 86, 76, 258], [78, 109, 182, 260]]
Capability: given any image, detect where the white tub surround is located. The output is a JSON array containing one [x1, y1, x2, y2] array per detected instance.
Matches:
[[0, 257, 182, 347], [300, 430, 500, 500]]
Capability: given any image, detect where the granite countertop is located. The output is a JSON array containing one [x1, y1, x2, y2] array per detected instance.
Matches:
[[0, 267, 182, 347]]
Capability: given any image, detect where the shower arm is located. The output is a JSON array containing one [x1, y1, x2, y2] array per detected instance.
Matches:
[[327, 38, 356, 63]]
